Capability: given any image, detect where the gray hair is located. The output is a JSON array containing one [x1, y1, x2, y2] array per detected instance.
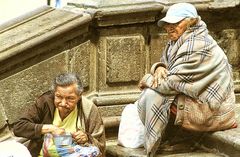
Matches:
[[185, 17, 199, 28], [51, 73, 84, 95]]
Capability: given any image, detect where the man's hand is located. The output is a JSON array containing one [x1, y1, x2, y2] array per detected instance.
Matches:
[[152, 66, 168, 88], [41, 124, 65, 135], [72, 130, 88, 145], [138, 74, 154, 90], [138, 79, 151, 90]]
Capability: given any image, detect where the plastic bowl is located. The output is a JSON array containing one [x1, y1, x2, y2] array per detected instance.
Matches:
[[53, 133, 72, 146]]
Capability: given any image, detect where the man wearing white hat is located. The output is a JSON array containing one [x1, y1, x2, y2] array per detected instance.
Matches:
[[138, 3, 236, 157]]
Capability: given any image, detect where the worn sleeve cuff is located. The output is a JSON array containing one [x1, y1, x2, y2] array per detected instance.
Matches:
[[34, 124, 43, 138]]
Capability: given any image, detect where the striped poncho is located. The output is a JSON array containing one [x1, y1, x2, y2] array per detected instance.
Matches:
[[138, 20, 235, 156]]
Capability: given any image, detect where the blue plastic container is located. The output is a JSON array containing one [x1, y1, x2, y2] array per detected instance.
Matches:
[[53, 133, 72, 146]]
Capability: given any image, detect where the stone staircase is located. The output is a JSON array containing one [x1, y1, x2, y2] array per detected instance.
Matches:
[[106, 129, 240, 157], [105, 104, 240, 157], [106, 140, 224, 157]]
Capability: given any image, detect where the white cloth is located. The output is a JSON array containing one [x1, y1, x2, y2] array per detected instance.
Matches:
[[0, 141, 31, 157]]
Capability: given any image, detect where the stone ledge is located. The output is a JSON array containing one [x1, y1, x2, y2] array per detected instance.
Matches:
[[106, 140, 221, 157], [202, 128, 240, 157], [201, 103, 240, 157], [0, 8, 92, 79], [103, 116, 121, 128]]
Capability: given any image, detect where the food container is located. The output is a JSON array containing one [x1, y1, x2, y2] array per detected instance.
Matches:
[[53, 133, 72, 146]]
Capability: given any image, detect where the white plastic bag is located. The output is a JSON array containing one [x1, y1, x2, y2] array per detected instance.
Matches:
[[0, 141, 31, 157], [118, 103, 145, 148]]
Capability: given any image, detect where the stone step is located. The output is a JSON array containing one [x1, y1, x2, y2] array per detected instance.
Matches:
[[201, 104, 240, 157], [201, 128, 240, 157], [106, 140, 223, 157], [105, 104, 240, 157]]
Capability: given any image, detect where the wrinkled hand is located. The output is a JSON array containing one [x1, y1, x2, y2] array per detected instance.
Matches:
[[138, 79, 150, 91], [72, 130, 88, 145], [152, 66, 168, 88], [138, 74, 153, 90], [41, 124, 65, 135], [52, 126, 65, 135]]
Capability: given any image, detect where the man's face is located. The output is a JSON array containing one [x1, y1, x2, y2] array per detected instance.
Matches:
[[163, 19, 189, 41], [54, 83, 81, 117]]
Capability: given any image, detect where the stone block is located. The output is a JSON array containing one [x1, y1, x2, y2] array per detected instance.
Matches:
[[105, 36, 145, 84], [0, 101, 7, 129], [99, 105, 125, 117], [69, 41, 91, 88], [101, 0, 156, 7], [149, 33, 168, 68], [0, 53, 68, 124], [166, 0, 211, 4], [97, 26, 147, 91], [217, 29, 240, 67]]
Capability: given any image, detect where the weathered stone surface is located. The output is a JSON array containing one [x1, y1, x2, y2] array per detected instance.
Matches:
[[210, 0, 240, 8], [93, 93, 139, 106], [103, 116, 121, 128], [68, 0, 101, 8], [168, 0, 210, 3], [0, 53, 68, 124], [105, 36, 145, 83], [106, 140, 222, 157], [0, 101, 7, 129], [0, 127, 12, 142], [217, 29, 240, 68], [209, 30, 240, 92], [100, 0, 157, 7], [149, 33, 168, 67], [99, 105, 125, 117], [234, 103, 240, 124], [0, 8, 91, 80], [236, 94, 240, 104], [0, 9, 83, 54], [98, 28, 146, 92], [91, 1, 163, 26], [233, 71, 240, 82], [69, 41, 91, 88], [203, 128, 240, 157], [68, 0, 238, 9]]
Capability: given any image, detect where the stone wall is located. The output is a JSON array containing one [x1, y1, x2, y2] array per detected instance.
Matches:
[[0, 1, 239, 140]]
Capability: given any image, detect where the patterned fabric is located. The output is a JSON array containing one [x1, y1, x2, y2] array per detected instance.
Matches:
[[160, 20, 234, 106], [137, 89, 174, 156], [175, 92, 236, 131], [138, 20, 235, 156], [41, 133, 100, 157]]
